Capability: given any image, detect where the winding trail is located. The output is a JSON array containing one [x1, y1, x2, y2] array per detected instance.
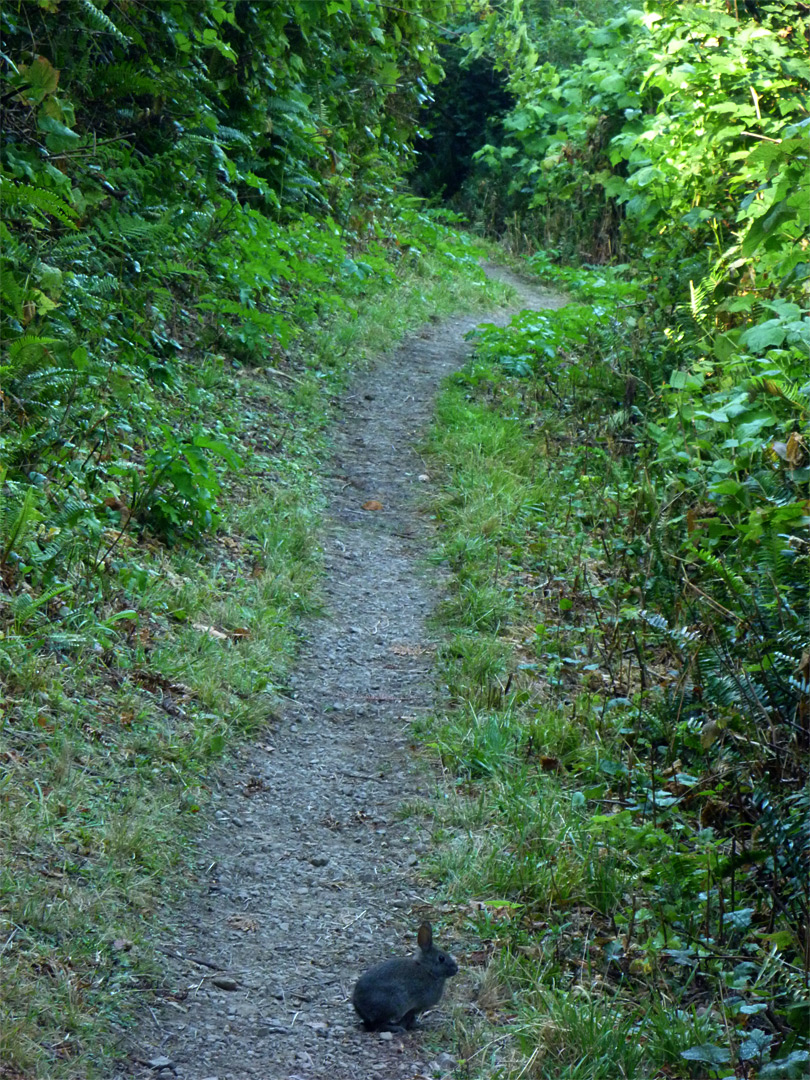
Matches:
[[119, 267, 564, 1080]]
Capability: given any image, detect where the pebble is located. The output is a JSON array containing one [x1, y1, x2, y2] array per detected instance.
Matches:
[[147, 1057, 174, 1071]]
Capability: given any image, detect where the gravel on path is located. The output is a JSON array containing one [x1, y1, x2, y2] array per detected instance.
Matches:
[[117, 266, 564, 1080]]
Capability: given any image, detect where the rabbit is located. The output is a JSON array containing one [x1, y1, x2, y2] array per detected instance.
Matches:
[[352, 921, 459, 1032]]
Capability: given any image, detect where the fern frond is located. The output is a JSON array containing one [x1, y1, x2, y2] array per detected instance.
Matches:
[[4, 335, 58, 367], [0, 474, 43, 568], [267, 96, 313, 117], [80, 0, 130, 45], [697, 550, 749, 597], [215, 126, 253, 146], [69, 272, 120, 297], [12, 582, 69, 630], [0, 177, 79, 228], [0, 266, 25, 318], [91, 61, 155, 98], [748, 376, 810, 418]]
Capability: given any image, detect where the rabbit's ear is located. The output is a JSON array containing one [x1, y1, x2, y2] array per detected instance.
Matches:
[[417, 923, 433, 950]]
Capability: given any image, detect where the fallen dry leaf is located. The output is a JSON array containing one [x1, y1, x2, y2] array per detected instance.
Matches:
[[362, 499, 384, 511], [466, 949, 494, 967], [103, 496, 129, 511], [227, 915, 258, 932], [389, 643, 430, 656], [786, 431, 807, 467], [192, 623, 229, 640]]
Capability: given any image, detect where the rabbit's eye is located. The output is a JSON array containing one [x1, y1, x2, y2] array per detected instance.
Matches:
[[439, 955, 445, 964]]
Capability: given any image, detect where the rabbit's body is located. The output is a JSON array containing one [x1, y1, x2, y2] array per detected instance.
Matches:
[[352, 922, 458, 1032]]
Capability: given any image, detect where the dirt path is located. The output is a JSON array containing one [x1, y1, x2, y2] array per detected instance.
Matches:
[[118, 267, 564, 1080]]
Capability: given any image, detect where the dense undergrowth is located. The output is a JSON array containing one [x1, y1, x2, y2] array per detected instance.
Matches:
[[460, 0, 809, 281], [423, 258, 808, 1079]]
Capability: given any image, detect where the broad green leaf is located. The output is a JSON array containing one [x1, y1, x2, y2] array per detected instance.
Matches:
[[740, 320, 787, 352], [681, 1045, 731, 1065], [37, 112, 79, 153], [20, 56, 59, 102]]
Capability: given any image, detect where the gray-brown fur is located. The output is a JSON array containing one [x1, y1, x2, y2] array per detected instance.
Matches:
[[352, 922, 458, 1032]]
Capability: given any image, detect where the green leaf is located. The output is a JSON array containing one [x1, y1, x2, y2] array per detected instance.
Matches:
[[758, 930, 795, 949], [20, 56, 60, 102], [739, 1029, 772, 1062], [681, 1045, 731, 1065], [740, 320, 787, 352], [192, 435, 244, 471], [735, 412, 777, 439], [37, 112, 80, 152], [746, 138, 804, 170], [682, 207, 716, 227], [759, 1051, 810, 1079]]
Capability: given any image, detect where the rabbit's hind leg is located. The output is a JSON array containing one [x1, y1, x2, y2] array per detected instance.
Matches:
[[400, 1009, 419, 1030], [361, 1016, 408, 1033]]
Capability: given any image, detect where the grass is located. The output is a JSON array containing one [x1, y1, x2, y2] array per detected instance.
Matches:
[[416, 314, 810, 1077], [0, 238, 516, 1078]]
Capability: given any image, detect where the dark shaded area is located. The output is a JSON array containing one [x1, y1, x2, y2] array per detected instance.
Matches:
[[410, 45, 513, 201]]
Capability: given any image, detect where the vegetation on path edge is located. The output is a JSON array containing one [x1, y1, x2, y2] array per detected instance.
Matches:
[[421, 257, 808, 1080]]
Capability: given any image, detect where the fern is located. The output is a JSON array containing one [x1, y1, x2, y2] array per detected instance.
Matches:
[[215, 126, 253, 147], [748, 375, 810, 418], [0, 221, 22, 257], [79, 0, 130, 45], [1, 336, 59, 381], [687, 276, 715, 327], [6, 366, 77, 406], [0, 265, 25, 319], [11, 583, 69, 631], [68, 272, 120, 298], [0, 470, 43, 568], [0, 178, 79, 228], [90, 61, 157, 99], [6, 334, 58, 359], [697, 550, 749, 598]]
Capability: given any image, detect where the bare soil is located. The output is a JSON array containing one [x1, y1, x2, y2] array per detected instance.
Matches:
[[116, 267, 564, 1080]]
